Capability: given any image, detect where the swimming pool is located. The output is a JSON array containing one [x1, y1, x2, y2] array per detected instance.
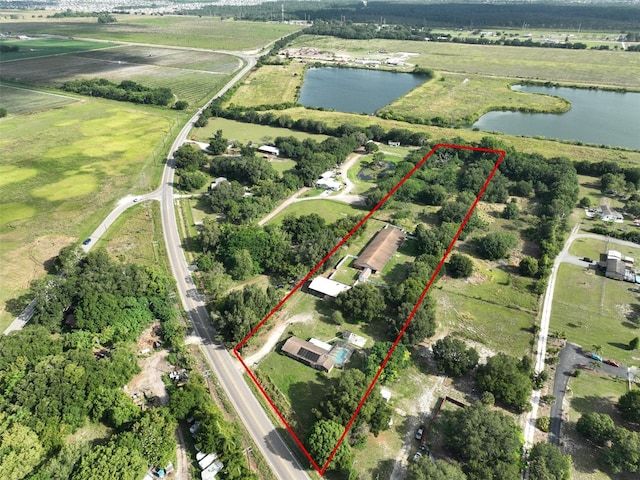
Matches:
[[330, 344, 353, 367]]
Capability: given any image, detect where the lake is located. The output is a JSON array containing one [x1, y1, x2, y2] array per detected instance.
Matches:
[[472, 85, 640, 150], [298, 67, 427, 115]]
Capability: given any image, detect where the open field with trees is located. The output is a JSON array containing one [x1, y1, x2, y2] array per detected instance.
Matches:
[[0, 98, 179, 331], [565, 370, 638, 480], [550, 264, 640, 366], [230, 61, 307, 107], [1, 14, 302, 51]]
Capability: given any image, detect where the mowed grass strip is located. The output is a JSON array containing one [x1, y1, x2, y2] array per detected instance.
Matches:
[[2, 16, 302, 51], [0, 98, 176, 327], [289, 35, 640, 89], [379, 72, 569, 124], [266, 200, 368, 226], [550, 264, 640, 366]]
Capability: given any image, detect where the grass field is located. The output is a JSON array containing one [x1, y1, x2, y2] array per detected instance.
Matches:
[[98, 201, 169, 271], [1, 15, 302, 51], [1, 42, 240, 106], [229, 61, 306, 107], [266, 200, 368, 226], [0, 98, 177, 331], [192, 117, 328, 145], [565, 370, 636, 480], [379, 72, 569, 125], [289, 35, 640, 90], [0, 37, 109, 60], [550, 264, 640, 366], [569, 238, 639, 262]]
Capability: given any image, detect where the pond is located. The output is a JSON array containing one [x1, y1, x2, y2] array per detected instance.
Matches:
[[298, 67, 428, 115], [472, 85, 640, 150]]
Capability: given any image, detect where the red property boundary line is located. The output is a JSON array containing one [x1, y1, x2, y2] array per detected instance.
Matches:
[[233, 144, 505, 475]]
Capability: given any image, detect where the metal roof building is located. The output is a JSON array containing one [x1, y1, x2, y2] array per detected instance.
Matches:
[[354, 227, 406, 272]]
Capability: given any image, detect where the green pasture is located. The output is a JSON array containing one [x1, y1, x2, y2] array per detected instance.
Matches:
[[0, 37, 108, 61], [550, 264, 640, 366], [265, 199, 367, 226], [192, 117, 328, 146], [269, 159, 296, 176], [379, 72, 569, 125], [261, 107, 640, 166], [565, 370, 635, 480], [432, 261, 538, 358], [229, 61, 306, 107], [289, 35, 640, 89], [0, 83, 79, 114], [569, 237, 639, 262], [0, 98, 177, 328], [2, 15, 302, 51]]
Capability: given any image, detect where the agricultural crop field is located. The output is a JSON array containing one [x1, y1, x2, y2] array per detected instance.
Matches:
[[550, 264, 640, 367], [1, 42, 241, 105], [0, 98, 178, 331], [379, 72, 569, 125], [288, 35, 640, 90], [0, 83, 79, 114], [0, 37, 108, 60], [1, 14, 302, 51]]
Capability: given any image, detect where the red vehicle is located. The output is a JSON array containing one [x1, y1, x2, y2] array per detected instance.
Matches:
[[604, 359, 620, 367]]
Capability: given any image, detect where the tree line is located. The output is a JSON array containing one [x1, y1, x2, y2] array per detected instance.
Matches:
[[61, 78, 174, 106]]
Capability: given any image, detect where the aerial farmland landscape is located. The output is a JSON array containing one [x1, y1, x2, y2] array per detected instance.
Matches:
[[1, 1, 640, 479]]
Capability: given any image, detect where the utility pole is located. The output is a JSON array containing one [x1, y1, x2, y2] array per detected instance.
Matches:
[[281, 3, 284, 23]]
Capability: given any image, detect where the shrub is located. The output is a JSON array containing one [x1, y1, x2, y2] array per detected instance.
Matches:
[[447, 253, 474, 278], [536, 416, 550, 432]]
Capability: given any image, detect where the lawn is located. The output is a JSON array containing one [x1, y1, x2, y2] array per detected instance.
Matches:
[[550, 264, 640, 366], [266, 200, 368, 226], [379, 72, 569, 125], [0, 98, 177, 331], [289, 35, 640, 89], [569, 238, 640, 262], [564, 370, 637, 480], [2, 15, 302, 51], [192, 117, 328, 146]]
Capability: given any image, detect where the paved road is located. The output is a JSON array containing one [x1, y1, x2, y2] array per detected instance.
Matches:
[[159, 59, 312, 479], [549, 343, 628, 445], [524, 223, 639, 450]]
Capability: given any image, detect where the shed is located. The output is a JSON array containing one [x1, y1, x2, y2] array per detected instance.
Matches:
[[317, 177, 342, 191], [308, 338, 332, 352], [308, 277, 351, 298], [354, 227, 405, 272], [257, 145, 279, 156], [343, 330, 367, 348], [605, 258, 625, 281], [281, 336, 335, 373]]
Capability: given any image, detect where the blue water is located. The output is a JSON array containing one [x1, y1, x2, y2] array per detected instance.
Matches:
[[472, 85, 640, 150], [298, 67, 427, 114], [333, 347, 350, 365]]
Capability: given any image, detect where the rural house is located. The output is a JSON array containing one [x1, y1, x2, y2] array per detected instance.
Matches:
[[281, 336, 335, 373]]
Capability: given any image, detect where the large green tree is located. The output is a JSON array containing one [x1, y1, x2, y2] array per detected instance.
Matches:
[[365, 342, 411, 384], [306, 420, 353, 472], [442, 403, 523, 480], [528, 442, 572, 480], [0, 423, 45, 480], [476, 353, 532, 412], [432, 336, 479, 377], [617, 389, 640, 424], [335, 283, 386, 323], [476, 232, 518, 260], [407, 458, 467, 480]]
